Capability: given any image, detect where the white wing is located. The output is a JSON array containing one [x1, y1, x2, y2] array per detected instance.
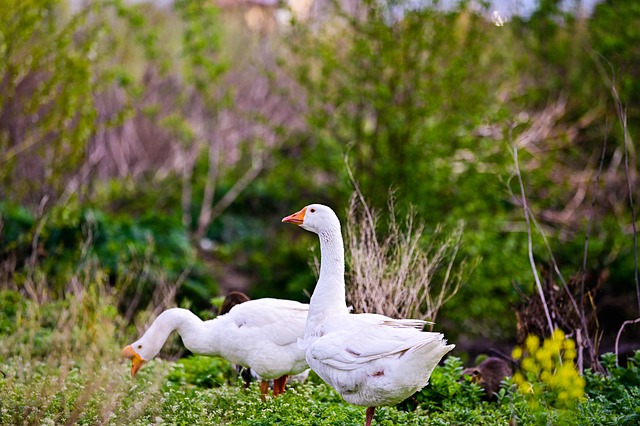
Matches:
[[308, 313, 441, 371], [225, 298, 309, 347]]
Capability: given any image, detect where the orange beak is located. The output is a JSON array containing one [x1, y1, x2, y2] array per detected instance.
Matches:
[[121, 345, 146, 377], [282, 207, 307, 225]]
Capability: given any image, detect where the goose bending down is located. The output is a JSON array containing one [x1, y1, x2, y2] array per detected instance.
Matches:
[[218, 291, 311, 389], [283, 204, 454, 426], [121, 298, 309, 398]]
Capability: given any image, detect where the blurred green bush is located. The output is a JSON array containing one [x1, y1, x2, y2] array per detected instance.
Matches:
[[1, 0, 639, 349]]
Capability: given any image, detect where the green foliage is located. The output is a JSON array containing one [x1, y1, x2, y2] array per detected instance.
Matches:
[[590, 0, 640, 130], [278, 0, 640, 345], [400, 356, 486, 411], [0, 201, 217, 309], [2, 284, 640, 426], [167, 355, 237, 388], [2, 0, 640, 370], [0, 0, 158, 199], [174, 0, 228, 107], [0, 290, 24, 335], [284, 0, 530, 339]]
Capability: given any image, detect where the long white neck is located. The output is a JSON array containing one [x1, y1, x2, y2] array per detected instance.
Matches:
[[141, 308, 223, 358], [306, 226, 349, 336]]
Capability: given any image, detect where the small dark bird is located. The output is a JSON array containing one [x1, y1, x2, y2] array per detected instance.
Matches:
[[219, 291, 251, 316], [461, 357, 512, 401]]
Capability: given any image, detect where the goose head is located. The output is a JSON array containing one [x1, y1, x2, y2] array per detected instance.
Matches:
[[282, 204, 340, 234], [121, 332, 164, 377]]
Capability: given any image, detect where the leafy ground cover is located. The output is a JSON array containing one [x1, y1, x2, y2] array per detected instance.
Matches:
[[1, 290, 639, 425], [2, 352, 639, 425]]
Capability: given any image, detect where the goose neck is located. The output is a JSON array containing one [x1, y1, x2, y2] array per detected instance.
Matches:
[[152, 308, 218, 355], [310, 227, 347, 316]]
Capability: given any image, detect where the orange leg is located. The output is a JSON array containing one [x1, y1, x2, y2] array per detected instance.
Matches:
[[273, 375, 288, 396], [365, 407, 376, 426], [259, 380, 270, 401]]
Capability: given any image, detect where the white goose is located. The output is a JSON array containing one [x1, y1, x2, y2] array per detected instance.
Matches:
[[121, 298, 309, 397], [283, 204, 454, 426]]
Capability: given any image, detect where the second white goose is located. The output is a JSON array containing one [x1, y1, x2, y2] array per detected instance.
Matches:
[[121, 298, 309, 398], [283, 204, 454, 426]]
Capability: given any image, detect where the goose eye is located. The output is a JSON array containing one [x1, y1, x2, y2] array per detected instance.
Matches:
[[137, 345, 142, 349], [310, 208, 316, 213]]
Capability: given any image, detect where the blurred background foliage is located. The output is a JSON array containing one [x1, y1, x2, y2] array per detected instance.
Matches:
[[1, 0, 639, 356]]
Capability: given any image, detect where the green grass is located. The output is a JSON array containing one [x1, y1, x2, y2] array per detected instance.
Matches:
[[1, 288, 639, 425]]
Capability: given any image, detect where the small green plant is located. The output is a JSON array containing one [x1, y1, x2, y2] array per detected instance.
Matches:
[[402, 356, 485, 411], [167, 355, 237, 388], [512, 329, 585, 408]]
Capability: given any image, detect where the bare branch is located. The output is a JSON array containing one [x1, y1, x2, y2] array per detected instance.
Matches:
[[612, 88, 640, 316], [195, 133, 221, 240], [582, 120, 608, 311], [510, 129, 555, 336], [344, 149, 379, 250], [615, 317, 640, 367], [181, 146, 198, 232], [591, 50, 640, 315], [207, 149, 264, 224], [527, 204, 598, 371], [59, 147, 105, 207]]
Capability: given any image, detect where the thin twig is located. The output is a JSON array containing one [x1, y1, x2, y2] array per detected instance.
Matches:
[[195, 131, 221, 240], [527, 210, 596, 365], [510, 130, 555, 336], [208, 149, 264, 222], [582, 119, 608, 312], [344, 149, 379, 250], [591, 50, 640, 316], [615, 317, 640, 367], [612, 88, 640, 316], [29, 195, 50, 270]]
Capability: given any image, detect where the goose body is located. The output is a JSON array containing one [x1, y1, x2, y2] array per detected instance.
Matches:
[[122, 298, 309, 396], [283, 204, 454, 425], [218, 291, 311, 390], [301, 313, 452, 407]]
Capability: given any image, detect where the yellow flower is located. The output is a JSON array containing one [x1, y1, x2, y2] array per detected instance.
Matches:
[[512, 346, 523, 360], [562, 339, 575, 351], [552, 328, 565, 342], [514, 332, 585, 408], [525, 335, 540, 352], [569, 385, 585, 399], [563, 349, 577, 361], [558, 364, 576, 380], [518, 381, 534, 394], [513, 372, 525, 385], [535, 348, 551, 363], [543, 339, 562, 357], [522, 358, 538, 374]]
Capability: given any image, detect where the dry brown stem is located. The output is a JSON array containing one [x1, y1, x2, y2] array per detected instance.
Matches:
[[344, 193, 470, 323], [615, 317, 640, 366]]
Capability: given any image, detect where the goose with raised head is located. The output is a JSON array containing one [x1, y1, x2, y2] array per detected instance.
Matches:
[[121, 298, 309, 398], [283, 204, 454, 426]]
